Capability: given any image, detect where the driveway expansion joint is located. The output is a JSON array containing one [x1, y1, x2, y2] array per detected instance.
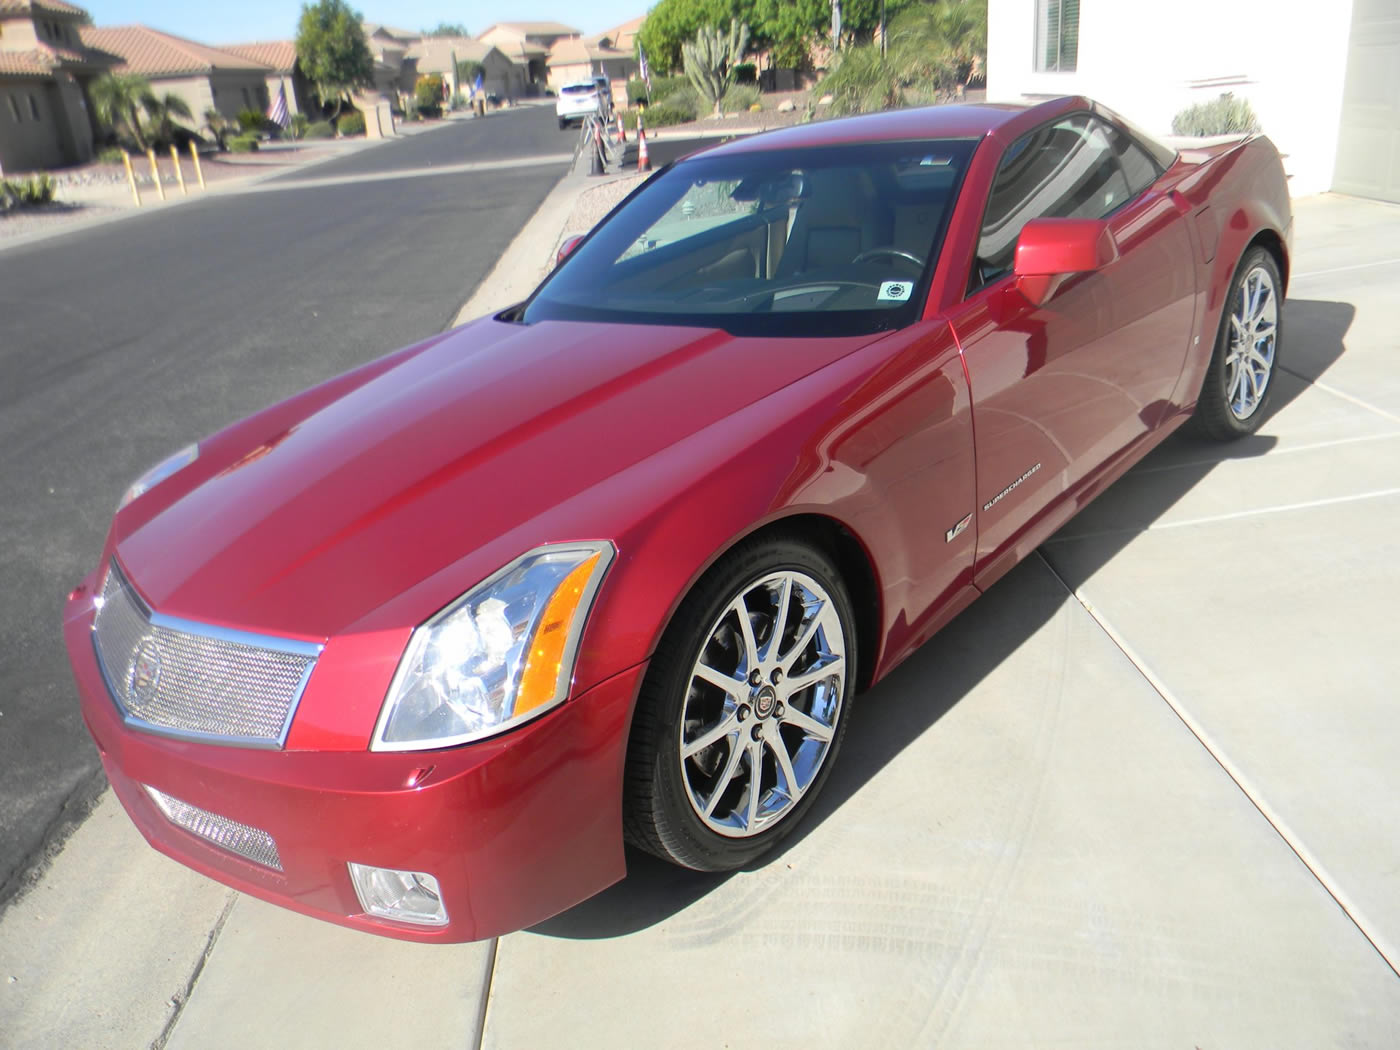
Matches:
[[1036, 551, 1400, 981]]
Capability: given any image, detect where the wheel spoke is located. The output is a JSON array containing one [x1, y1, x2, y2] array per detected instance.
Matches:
[[730, 594, 761, 675], [762, 576, 793, 664], [769, 734, 802, 802], [743, 739, 763, 828], [781, 601, 826, 671], [783, 654, 845, 694], [782, 704, 835, 742], [693, 660, 744, 698], [682, 712, 739, 759], [703, 738, 747, 818]]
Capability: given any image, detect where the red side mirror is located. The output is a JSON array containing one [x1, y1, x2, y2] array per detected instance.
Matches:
[[1013, 219, 1119, 306], [555, 235, 584, 268]]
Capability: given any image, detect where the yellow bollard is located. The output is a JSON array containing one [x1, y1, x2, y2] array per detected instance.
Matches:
[[146, 149, 166, 201], [170, 144, 187, 196], [121, 150, 142, 206], [188, 139, 205, 190]]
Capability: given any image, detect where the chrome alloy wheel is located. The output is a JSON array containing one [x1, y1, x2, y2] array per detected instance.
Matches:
[[1225, 264, 1278, 420], [678, 570, 846, 838]]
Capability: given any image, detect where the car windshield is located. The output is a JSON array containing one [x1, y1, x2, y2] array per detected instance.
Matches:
[[562, 84, 594, 95], [521, 139, 977, 337]]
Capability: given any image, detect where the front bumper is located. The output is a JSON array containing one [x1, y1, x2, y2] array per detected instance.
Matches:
[[63, 575, 642, 942]]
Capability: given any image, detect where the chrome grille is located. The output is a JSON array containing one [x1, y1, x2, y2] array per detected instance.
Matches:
[[143, 785, 283, 870], [92, 562, 321, 748]]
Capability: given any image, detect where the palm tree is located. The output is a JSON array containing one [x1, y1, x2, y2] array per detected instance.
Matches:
[[89, 73, 156, 150], [203, 107, 233, 150], [143, 92, 193, 146]]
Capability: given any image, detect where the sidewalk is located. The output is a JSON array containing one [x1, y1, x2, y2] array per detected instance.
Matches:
[[2, 181, 1398, 1046]]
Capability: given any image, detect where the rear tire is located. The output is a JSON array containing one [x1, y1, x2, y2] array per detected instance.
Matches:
[[623, 535, 856, 872], [558, 117, 568, 130], [1189, 246, 1283, 440]]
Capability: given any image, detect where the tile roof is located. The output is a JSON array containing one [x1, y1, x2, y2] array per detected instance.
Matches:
[[0, 39, 113, 76], [480, 21, 581, 39], [405, 36, 492, 64], [588, 15, 645, 49], [79, 25, 269, 76], [220, 40, 296, 72], [0, 50, 52, 75], [0, 0, 91, 16], [548, 37, 634, 66]]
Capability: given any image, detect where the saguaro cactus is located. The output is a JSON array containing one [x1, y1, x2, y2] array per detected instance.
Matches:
[[683, 19, 751, 116]]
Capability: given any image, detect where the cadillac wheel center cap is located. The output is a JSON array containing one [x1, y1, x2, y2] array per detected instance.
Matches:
[[753, 685, 777, 719], [126, 637, 162, 708]]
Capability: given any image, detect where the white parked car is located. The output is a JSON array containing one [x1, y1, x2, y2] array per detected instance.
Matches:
[[556, 81, 607, 129]]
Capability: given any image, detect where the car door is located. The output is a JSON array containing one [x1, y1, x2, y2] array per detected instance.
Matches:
[[944, 113, 1197, 583]]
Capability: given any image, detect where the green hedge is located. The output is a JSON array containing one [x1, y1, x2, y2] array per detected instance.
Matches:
[[337, 110, 366, 136], [638, 100, 695, 128], [228, 134, 259, 152], [733, 62, 757, 84], [303, 120, 335, 139]]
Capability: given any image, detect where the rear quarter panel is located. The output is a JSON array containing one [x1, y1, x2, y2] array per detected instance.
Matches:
[[1164, 136, 1293, 418]]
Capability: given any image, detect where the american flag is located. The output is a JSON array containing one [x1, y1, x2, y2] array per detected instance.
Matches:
[[638, 43, 651, 93], [266, 82, 290, 129]]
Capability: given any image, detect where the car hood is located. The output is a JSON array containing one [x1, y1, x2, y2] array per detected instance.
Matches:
[[113, 317, 877, 638]]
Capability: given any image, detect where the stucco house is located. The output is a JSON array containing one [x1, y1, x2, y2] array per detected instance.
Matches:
[[80, 25, 273, 128], [478, 21, 581, 94], [405, 37, 524, 101], [0, 0, 115, 173], [987, 0, 1400, 202], [220, 40, 311, 119], [546, 36, 636, 102]]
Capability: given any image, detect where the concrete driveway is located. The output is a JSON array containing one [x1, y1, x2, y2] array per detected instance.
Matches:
[[2, 194, 1397, 1049]]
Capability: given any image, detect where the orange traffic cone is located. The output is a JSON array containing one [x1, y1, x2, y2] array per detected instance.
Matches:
[[637, 129, 650, 172], [616, 113, 627, 143]]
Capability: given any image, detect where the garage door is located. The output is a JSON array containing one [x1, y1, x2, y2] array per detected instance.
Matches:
[[1333, 0, 1400, 202]]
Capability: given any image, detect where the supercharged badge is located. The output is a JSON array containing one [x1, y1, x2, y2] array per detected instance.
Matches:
[[983, 463, 1042, 512]]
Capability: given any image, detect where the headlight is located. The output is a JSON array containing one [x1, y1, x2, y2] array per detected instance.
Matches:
[[371, 541, 615, 751], [118, 443, 199, 510]]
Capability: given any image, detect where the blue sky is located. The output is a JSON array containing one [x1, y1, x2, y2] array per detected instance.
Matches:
[[85, 1, 646, 45]]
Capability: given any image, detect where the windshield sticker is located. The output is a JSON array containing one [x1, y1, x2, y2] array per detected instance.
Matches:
[[878, 281, 914, 301]]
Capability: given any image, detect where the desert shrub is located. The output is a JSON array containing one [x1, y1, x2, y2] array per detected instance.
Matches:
[[337, 110, 366, 135], [1171, 93, 1260, 137], [287, 113, 310, 140], [721, 84, 760, 112], [640, 99, 695, 127], [623, 109, 640, 130], [303, 120, 335, 139], [733, 62, 757, 84], [414, 74, 444, 118], [649, 75, 690, 100], [228, 133, 260, 152], [626, 78, 649, 105], [97, 145, 128, 164], [1, 173, 55, 205]]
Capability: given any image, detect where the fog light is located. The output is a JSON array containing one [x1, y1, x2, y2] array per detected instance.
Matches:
[[348, 863, 448, 926]]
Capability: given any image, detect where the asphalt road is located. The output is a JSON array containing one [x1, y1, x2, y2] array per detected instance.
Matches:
[[0, 105, 568, 908]]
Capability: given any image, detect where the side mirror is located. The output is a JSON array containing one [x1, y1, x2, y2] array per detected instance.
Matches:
[[1012, 218, 1119, 306], [555, 234, 585, 268]]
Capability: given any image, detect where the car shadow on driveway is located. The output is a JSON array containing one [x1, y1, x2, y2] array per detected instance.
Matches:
[[530, 296, 1353, 941]]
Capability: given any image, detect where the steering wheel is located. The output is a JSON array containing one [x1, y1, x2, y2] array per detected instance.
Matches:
[[851, 246, 926, 268]]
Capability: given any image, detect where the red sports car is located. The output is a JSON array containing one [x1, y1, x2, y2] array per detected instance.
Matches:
[[63, 96, 1290, 941]]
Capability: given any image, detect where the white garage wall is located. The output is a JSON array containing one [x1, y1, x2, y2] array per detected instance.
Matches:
[[987, 0, 1357, 195]]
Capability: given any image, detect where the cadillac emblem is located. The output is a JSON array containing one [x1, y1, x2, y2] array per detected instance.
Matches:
[[126, 637, 162, 709]]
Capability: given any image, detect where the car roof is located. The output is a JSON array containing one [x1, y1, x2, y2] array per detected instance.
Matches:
[[695, 97, 1092, 158]]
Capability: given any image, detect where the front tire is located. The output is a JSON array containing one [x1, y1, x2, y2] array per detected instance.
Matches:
[[1189, 246, 1284, 440], [623, 535, 856, 872]]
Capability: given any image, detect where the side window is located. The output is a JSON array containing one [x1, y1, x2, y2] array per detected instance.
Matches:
[[972, 113, 1131, 287], [1101, 121, 1162, 197]]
